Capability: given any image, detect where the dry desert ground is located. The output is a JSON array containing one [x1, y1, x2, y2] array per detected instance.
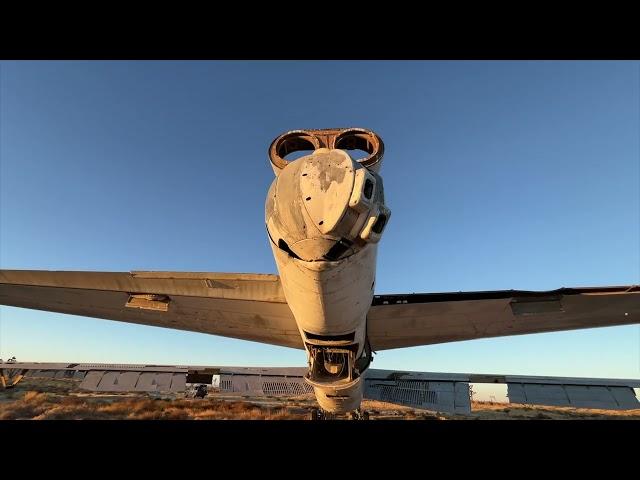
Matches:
[[1, 378, 639, 420]]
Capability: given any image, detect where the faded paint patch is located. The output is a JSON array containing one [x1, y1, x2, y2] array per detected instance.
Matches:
[[317, 160, 347, 191]]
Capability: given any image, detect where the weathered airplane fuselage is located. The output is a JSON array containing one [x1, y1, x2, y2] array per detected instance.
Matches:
[[265, 128, 390, 414]]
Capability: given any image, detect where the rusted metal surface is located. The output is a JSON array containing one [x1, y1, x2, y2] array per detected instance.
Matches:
[[269, 127, 385, 174]]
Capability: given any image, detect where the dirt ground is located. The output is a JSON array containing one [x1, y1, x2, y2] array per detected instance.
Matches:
[[1, 378, 639, 420]]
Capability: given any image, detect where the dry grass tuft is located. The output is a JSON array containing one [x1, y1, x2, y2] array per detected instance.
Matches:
[[23, 391, 47, 403], [0, 384, 309, 420]]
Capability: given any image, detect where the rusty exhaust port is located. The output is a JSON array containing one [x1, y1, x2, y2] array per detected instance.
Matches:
[[269, 130, 320, 172], [269, 127, 385, 173], [333, 128, 384, 171]]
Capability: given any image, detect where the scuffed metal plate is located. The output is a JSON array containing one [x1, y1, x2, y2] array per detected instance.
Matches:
[[95, 371, 122, 391], [79, 371, 104, 390], [112, 372, 140, 389], [170, 373, 187, 392], [151, 373, 172, 391], [218, 374, 313, 397], [363, 370, 471, 414], [78, 370, 187, 393], [135, 372, 162, 391], [364, 379, 471, 414], [0, 270, 302, 350], [369, 287, 640, 350]]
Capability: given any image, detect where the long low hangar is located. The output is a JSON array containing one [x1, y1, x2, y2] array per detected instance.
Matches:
[[2, 362, 639, 414]]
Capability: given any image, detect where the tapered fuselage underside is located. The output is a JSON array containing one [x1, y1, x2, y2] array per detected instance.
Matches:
[[265, 129, 390, 413]]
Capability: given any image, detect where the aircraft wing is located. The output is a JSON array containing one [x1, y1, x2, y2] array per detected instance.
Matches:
[[2, 271, 638, 352], [368, 286, 640, 350], [0, 270, 303, 349]]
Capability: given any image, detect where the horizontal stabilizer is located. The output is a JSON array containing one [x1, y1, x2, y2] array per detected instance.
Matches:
[[369, 286, 640, 350], [0, 270, 302, 349]]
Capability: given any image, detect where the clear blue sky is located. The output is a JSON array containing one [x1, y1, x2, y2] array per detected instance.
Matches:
[[1, 61, 638, 382]]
